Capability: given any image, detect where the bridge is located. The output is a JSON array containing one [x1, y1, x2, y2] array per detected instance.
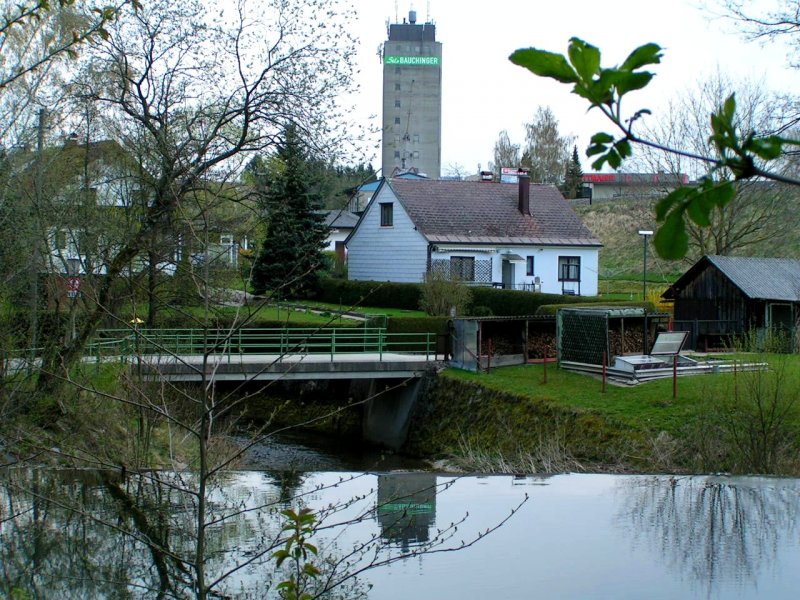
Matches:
[[6, 327, 446, 449], [88, 327, 444, 382]]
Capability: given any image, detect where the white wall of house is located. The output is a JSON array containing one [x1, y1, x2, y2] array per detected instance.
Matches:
[[324, 229, 351, 252], [347, 186, 429, 282], [431, 245, 599, 296]]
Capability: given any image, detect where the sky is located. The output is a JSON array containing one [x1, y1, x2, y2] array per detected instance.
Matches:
[[346, 0, 800, 174]]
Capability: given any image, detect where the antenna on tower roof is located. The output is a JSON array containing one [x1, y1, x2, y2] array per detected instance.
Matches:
[[426, 0, 430, 23], [394, 0, 398, 23]]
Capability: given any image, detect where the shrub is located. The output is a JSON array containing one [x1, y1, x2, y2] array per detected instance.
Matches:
[[418, 272, 472, 316], [314, 278, 421, 310]]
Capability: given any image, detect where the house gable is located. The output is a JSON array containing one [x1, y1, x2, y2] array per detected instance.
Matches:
[[346, 182, 429, 283]]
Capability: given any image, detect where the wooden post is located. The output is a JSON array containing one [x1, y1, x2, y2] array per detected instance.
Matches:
[[542, 345, 548, 384], [673, 354, 678, 398], [602, 351, 607, 393]]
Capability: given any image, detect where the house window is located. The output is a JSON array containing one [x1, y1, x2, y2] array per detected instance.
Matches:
[[558, 256, 581, 281], [526, 256, 535, 276], [450, 256, 475, 281], [380, 202, 393, 227]]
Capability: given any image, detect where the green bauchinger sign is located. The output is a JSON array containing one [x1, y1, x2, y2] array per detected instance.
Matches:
[[385, 55, 440, 66]]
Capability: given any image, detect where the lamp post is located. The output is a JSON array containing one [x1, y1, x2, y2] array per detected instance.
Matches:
[[638, 230, 653, 354]]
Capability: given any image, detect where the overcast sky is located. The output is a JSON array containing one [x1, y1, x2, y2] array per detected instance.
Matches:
[[346, 0, 800, 175]]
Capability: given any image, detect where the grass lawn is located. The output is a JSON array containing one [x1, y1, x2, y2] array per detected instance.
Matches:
[[294, 300, 428, 319], [442, 353, 799, 438], [158, 304, 364, 327]]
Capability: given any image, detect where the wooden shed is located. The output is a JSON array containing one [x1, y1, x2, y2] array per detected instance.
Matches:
[[663, 255, 800, 350]]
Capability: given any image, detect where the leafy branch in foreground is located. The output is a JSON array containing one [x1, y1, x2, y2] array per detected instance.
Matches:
[[509, 37, 800, 259]]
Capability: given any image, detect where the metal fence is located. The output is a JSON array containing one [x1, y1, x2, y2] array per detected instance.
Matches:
[[91, 327, 437, 361]]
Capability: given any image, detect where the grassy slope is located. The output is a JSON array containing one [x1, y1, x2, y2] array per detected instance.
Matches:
[[573, 195, 800, 297], [438, 353, 800, 472]]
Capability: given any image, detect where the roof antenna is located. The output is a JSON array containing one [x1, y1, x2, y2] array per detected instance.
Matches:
[[426, 0, 430, 22], [394, 0, 398, 23]]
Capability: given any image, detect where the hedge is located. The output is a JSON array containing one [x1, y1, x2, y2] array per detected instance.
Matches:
[[315, 278, 651, 318], [468, 287, 610, 316], [315, 278, 422, 311], [535, 300, 656, 315]]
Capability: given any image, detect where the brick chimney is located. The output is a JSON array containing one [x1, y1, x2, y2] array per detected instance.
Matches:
[[518, 173, 530, 214]]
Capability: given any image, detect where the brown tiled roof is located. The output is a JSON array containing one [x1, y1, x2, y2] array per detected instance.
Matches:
[[389, 178, 601, 246]]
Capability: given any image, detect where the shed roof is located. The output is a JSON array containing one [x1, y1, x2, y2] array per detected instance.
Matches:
[[388, 178, 601, 247], [667, 255, 800, 302]]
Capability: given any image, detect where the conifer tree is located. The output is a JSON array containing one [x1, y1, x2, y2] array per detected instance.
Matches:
[[562, 145, 584, 199], [251, 124, 327, 298]]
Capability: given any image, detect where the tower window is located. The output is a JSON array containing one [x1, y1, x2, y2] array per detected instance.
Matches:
[[394, 117, 401, 125], [394, 150, 400, 158], [395, 83, 401, 91]]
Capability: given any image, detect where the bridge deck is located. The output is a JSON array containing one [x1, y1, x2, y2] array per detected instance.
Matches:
[[138, 352, 443, 381]]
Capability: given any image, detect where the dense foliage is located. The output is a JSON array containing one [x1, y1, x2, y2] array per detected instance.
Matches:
[[251, 124, 329, 298]]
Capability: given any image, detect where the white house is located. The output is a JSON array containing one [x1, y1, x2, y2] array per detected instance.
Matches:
[[345, 176, 602, 296], [319, 209, 360, 251]]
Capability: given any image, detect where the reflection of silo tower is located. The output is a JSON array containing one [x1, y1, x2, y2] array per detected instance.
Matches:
[[377, 473, 437, 552], [381, 8, 442, 178]]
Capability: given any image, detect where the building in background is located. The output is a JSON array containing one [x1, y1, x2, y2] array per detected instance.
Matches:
[[381, 9, 442, 179], [581, 172, 689, 202]]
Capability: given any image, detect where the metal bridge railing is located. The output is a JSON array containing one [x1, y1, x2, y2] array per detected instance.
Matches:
[[89, 327, 437, 362]]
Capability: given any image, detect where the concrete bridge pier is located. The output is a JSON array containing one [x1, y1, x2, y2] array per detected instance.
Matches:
[[361, 378, 423, 450]]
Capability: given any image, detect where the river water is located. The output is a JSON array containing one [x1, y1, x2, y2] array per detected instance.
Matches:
[[2, 435, 799, 599]]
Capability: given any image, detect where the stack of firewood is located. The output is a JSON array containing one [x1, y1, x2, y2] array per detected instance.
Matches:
[[526, 332, 557, 358]]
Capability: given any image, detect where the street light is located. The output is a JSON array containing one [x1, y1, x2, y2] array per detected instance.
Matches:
[[638, 230, 653, 354]]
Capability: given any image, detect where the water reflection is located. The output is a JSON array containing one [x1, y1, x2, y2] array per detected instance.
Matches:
[[376, 473, 437, 551], [0, 468, 283, 598], [616, 476, 800, 595], [3, 470, 800, 599]]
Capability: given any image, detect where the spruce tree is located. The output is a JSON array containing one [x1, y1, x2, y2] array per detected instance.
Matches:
[[251, 124, 327, 298], [563, 145, 584, 199]]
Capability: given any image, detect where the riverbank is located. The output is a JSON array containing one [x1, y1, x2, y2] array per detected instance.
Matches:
[[403, 358, 800, 475]]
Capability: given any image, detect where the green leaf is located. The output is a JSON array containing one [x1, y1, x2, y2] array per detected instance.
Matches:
[[586, 143, 608, 158], [685, 190, 713, 227], [655, 188, 690, 221], [591, 154, 610, 170], [567, 38, 601, 81], [654, 210, 689, 260], [590, 132, 614, 144], [509, 48, 579, 84], [722, 94, 736, 122], [613, 71, 653, 96], [606, 148, 622, 169], [614, 139, 632, 159], [744, 135, 785, 160], [273, 549, 289, 567], [620, 43, 663, 71]]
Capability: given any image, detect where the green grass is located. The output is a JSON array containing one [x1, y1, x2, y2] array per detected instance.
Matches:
[[442, 354, 796, 439], [157, 304, 363, 327], [297, 300, 427, 319]]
